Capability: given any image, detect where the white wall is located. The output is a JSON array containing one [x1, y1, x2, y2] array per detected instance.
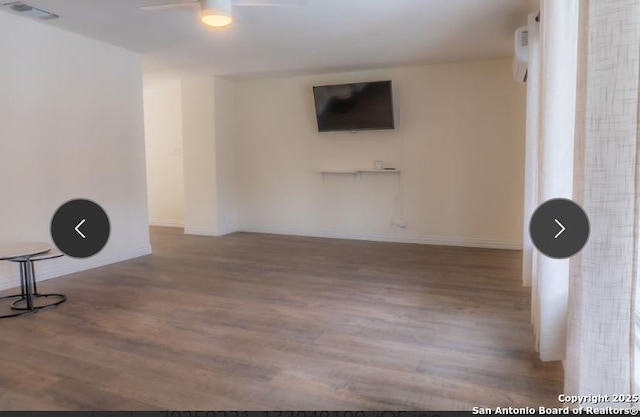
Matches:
[[0, 12, 151, 289], [234, 59, 526, 248], [144, 80, 185, 227], [179, 76, 238, 236], [213, 77, 238, 235], [181, 77, 219, 236]]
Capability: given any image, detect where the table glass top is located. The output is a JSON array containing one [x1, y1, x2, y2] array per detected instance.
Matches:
[[0, 242, 52, 260]]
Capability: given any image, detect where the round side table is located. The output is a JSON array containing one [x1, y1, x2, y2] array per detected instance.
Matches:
[[0, 242, 52, 319], [9, 249, 67, 312]]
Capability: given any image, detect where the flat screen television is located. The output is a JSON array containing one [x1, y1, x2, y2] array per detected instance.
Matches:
[[312, 80, 395, 132]]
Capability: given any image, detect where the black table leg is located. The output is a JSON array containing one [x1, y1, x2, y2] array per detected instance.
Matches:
[[31, 260, 39, 295], [19, 262, 26, 299], [0, 260, 35, 319], [24, 260, 33, 310]]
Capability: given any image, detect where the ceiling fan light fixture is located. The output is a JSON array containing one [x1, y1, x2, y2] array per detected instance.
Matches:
[[200, 0, 232, 27]]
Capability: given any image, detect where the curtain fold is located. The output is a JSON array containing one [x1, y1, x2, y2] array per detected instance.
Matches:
[[522, 13, 540, 291]]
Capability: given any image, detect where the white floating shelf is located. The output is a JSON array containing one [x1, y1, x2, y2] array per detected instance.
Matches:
[[319, 169, 400, 174], [319, 170, 358, 174]]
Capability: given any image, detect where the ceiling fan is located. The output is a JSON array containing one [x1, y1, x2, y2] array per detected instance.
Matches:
[[139, 0, 308, 28]]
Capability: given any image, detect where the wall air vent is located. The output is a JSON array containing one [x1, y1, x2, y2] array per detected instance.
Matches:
[[2, 1, 59, 20], [520, 29, 529, 47]]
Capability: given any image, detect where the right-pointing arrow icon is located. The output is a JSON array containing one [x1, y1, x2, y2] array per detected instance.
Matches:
[[554, 218, 565, 239], [75, 218, 86, 239]]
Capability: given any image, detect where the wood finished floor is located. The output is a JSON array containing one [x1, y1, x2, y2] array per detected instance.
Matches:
[[0, 227, 563, 410]]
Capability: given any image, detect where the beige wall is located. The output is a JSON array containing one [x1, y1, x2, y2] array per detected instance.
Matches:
[[233, 59, 526, 248], [181, 77, 219, 236], [0, 11, 151, 289], [147, 59, 526, 248], [144, 80, 185, 227], [213, 78, 238, 235], [125, 78, 234, 237]]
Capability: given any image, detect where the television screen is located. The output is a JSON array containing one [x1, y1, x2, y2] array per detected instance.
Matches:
[[312, 81, 395, 132]]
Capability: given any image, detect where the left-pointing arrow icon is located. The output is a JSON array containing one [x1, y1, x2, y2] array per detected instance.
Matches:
[[554, 218, 565, 239], [75, 219, 86, 239]]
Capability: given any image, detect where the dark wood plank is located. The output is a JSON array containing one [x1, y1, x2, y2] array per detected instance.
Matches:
[[0, 226, 563, 410]]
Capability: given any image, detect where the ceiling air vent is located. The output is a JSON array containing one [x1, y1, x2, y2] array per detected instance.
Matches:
[[2, 2, 59, 20]]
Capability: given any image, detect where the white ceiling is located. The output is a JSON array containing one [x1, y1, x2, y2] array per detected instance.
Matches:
[[6, 0, 538, 79]]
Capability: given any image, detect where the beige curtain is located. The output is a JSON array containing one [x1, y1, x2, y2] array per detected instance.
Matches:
[[529, 0, 580, 361], [523, 12, 540, 291], [524, 12, 540, 354], [565, 0, 640, 400]]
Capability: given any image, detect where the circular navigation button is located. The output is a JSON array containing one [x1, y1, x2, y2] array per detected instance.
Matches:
[[50, 199, 110, 259], [529, 198, 590, 259]]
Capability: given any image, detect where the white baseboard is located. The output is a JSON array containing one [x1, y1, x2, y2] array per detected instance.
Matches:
[[238, 225, 522, 250], [149, 219, 184, 228], [184, 225, 237, 237], [184, 226, 219, 236], [0, 244, 152, 292], [215, 225, 238, 236]]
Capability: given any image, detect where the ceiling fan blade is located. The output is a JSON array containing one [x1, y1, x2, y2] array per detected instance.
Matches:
[[233, 0, 307, 7], [139, 1, 199, 11]]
